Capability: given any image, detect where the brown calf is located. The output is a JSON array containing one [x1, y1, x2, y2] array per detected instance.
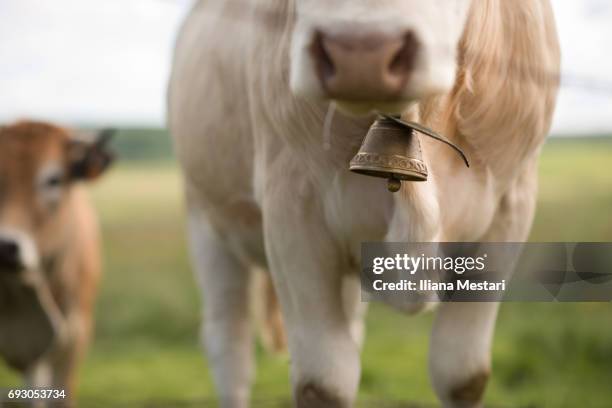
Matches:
[[0, 121, 113, 402]]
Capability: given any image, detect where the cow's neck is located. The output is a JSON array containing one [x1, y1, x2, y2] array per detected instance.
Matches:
[[251, 0, 558, 241]]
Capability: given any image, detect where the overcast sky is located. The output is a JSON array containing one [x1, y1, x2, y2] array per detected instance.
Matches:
[[1, 0, 611, 135]]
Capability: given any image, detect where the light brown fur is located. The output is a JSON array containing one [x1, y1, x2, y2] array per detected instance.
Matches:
[[0, 121, 107, 402]]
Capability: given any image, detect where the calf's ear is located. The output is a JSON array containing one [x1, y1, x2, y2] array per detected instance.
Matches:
[[69, 129, 116, 181]]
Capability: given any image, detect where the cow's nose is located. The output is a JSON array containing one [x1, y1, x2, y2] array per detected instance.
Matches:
[[311, 30, 419, 101], [0, 239, 21, 272]]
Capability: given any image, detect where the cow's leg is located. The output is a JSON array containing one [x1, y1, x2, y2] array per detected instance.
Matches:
[[430, 168, 538, 408], [24, 359, 54, 408], [50, 264, 98, 401], [429, 302, 499, 408], [21, 313, 89, 408], [48, 311, 90, 403], [342, 274, 368, 350], [188, 209, 253, 408], [24, 360, 52, 392], [263, 190, 360, 408]]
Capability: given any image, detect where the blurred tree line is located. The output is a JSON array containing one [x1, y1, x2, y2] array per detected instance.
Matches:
[[107, 128, 174, 162]]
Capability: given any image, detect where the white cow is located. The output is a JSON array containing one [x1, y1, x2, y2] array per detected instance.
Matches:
[[168, 0, 560, 407]]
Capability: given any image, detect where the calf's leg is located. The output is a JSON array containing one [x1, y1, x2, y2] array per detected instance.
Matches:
[[50, 311, 91, 402], [25, 292, 94, 406]]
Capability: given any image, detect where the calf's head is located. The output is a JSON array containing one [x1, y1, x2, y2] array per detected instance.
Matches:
[[0, 121, 113, 274], [289, 0, 474, 114]]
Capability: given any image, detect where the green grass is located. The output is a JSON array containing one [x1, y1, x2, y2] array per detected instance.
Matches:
[[1, 138, 611, 407], [533, 138, 612, 241]]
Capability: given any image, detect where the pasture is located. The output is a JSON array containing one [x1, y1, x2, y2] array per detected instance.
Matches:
[[1, 132, 611, 407]]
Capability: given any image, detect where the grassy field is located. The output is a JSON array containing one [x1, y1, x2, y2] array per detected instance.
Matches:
[[1, 137, 611, 407]]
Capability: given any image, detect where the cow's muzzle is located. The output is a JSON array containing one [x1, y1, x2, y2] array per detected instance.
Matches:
[[310, 30, 419, 102]]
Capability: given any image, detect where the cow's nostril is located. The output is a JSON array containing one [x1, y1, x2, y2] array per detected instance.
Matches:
[[0, 241, 18, 257], [389, 32, 419, 76], [310, 31, 336, 86], [0, 239, 20, 272]]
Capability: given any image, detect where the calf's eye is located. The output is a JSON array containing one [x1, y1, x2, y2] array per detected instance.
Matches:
[[45, 174, 64, 188], [36, 164, 66, 211]]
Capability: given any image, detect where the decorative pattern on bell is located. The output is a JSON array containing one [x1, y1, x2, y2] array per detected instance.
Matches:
[[350, 116, 428, 192]]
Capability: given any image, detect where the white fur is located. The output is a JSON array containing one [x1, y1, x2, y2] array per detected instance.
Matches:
[[168, 0, 560, 406]]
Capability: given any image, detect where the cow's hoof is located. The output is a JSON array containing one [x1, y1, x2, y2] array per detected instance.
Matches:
[[448, 370, 490, 407], [297, 382, 347, 408]]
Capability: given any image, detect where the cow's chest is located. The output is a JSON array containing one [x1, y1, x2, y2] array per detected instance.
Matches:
[[321, 170, 395, 266]]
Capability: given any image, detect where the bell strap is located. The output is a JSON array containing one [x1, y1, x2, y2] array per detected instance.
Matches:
[[382, 115, 470, 168]]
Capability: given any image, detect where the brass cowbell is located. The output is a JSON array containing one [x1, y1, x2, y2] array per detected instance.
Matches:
[[350, 116, 428, 193]]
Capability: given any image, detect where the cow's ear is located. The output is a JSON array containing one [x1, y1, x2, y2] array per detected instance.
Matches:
[[68, 129, 116, 181]]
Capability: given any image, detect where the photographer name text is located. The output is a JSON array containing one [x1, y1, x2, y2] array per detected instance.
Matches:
[[371, 254, 506, 292]]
